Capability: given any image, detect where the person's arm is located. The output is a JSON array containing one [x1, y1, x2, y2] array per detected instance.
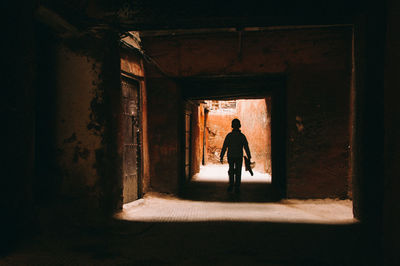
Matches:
[[243, 135, 251, 159], [220, 135, 229, 163]]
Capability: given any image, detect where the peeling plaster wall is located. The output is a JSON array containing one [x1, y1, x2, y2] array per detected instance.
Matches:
[[54, 45, 102, 195], [143, 27, 352, 198], [34, 30, 123, 220]]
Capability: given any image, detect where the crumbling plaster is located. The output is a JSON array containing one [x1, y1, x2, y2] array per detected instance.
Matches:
[[34, 30, 124, 219]]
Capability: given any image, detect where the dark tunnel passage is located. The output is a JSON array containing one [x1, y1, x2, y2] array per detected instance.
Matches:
[[3, 0, 398, 265]]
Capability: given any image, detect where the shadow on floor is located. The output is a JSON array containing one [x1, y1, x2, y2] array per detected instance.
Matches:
[[180, 180, 281, 203], [2, 195, 369, 265], [2, 218, 365, 265], [104, 219, 363, 265]]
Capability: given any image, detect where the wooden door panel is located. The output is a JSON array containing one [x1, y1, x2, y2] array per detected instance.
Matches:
[[122, 78, 141, 204]]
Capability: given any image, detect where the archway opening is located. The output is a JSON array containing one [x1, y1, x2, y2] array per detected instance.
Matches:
[[182, 97, 278, 202]]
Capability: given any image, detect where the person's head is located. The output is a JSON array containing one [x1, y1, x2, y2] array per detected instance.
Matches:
[[231, 118, 241, 129]]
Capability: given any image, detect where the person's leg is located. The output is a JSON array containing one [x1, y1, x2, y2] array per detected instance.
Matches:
[[227, 157, 234, 191], [234, 157, 243, 192]]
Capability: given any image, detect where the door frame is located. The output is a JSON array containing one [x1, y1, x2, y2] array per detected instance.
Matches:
[[178, 74, 287, 198], [184, 104, 193, 182]]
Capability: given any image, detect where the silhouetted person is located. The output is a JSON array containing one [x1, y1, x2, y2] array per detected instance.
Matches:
[[220, 118, 251, 193]]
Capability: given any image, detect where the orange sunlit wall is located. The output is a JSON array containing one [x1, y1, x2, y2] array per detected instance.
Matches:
[[205, 99, 271, 173], [190, 103, 205, 178]]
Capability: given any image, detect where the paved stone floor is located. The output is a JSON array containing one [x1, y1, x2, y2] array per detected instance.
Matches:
[[1, 166, 365, 266], [117, 193, 354, 224]]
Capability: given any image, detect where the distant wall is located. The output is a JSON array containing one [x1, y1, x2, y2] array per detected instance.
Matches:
[[190, 104, 205, 177], [238, 99, 271, 173], [206, 113, 234, 164], [206, 100, 270, 173]]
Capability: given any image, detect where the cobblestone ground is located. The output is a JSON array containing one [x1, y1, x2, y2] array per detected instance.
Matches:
[[1, 166, 363, 266]]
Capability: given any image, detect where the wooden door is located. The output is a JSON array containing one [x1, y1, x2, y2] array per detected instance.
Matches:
[[121, 77, 141, 203]]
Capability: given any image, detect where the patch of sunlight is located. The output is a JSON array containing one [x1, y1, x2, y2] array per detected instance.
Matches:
[[193, 164, 271, 183], [117, 193, 356, 224]]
